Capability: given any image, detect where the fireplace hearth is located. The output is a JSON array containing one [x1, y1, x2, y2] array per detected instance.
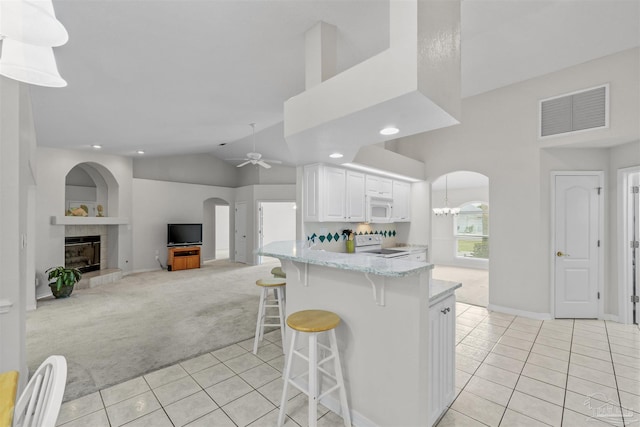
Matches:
[[65, 236, 101, 273]]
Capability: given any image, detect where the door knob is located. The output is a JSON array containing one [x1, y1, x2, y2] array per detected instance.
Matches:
[[556, 251, 570, 257]]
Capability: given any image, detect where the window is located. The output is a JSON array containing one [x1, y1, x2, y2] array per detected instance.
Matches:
[[455, 202, 489, 259]]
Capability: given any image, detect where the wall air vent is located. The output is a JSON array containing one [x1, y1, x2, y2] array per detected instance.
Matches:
[[539, 84, 609, 139]]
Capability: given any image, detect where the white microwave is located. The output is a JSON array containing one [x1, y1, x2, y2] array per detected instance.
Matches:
[[367, 196, 392, 223]]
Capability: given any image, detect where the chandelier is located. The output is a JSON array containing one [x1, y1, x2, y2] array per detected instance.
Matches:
[[433, 175, 460, 216]]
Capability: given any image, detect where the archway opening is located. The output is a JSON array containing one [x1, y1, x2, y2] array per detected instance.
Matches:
[[203, 198, 230, 262], [431, 171, 490, 307]]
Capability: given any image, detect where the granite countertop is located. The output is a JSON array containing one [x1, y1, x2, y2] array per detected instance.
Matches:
[[257, 241, 433, 278], [392, 245, 428, 253], [430, 279, 462, 303]]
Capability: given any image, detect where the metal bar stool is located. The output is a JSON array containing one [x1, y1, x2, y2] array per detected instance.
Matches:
[[253, 278, 286, 355], [278, 309, 351, 427]]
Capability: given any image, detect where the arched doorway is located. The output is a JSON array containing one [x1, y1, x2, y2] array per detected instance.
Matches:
[[431, 171, 490, 307]]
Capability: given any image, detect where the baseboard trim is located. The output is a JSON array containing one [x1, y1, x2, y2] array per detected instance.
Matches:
[[291, 378, 379, 427], [601, 314, 619, 322], [319, 394, 378, 427], [487, 304, 552, 320]]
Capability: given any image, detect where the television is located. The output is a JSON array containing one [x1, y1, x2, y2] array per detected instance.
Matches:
[[167, 223, 203, 247]]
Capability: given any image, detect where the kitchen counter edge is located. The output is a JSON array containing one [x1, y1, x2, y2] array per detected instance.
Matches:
[[257, 241, 433, 278]]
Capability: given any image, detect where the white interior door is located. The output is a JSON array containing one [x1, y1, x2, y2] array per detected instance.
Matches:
[[554, 174, 601, 318], [234, 202, 247, 264], [630, 173, 639, 324]]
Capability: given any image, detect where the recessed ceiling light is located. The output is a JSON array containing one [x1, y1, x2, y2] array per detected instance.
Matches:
[[136, 150, 145, 155], [380, 127, 399, 136], [329, 152, 344, 159], [91, 144, 102, 149]]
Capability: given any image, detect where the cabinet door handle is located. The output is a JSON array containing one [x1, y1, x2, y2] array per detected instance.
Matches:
[[441, 307, 451, 314]]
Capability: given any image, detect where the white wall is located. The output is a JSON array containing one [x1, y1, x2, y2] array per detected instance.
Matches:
[[0, 77, 31, 384], [395, 48, 640, 317], [132, 179, 235, 271], [133, 153, 239, 187], [237, 164, 297, 187]]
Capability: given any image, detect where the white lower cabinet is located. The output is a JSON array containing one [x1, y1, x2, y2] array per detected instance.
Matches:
[[428, 293, 456, 426]]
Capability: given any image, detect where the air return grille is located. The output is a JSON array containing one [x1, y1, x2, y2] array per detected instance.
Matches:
[[540, 85, 608, 138]]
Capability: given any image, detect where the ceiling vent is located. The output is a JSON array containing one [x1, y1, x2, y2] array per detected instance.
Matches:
[[539, 84, 609, 138]]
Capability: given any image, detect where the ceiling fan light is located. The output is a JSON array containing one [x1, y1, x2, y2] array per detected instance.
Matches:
[[0, 39, 66, 87], [0, 0, 69, 47]]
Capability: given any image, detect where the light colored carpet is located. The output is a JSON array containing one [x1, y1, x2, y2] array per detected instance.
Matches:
[[26, 259, 279, 402], [432, 265, 489, 307]]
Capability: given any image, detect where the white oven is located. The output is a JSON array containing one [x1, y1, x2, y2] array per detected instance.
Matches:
[[366, 196, 392, 223]]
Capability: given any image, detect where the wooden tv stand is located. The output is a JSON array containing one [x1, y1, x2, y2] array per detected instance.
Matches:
[[168, 246, 201, 271]]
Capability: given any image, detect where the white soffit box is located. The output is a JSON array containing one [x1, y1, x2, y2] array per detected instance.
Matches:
[[284, 0, 461, 165], [539, 84, 609, 139]]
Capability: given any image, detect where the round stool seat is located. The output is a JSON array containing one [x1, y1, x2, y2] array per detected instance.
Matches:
[[256, 278, 286, 287], [287, 310, 340, 333]]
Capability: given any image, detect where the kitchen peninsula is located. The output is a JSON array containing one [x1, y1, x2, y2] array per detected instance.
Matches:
[[257, 241, 461, 427]]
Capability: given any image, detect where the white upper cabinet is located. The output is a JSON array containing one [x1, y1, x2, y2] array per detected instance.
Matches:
[[366, 175, 393, 199], [303, 164, 365, 222], [304, 164, 411, 223], [345, 170, 366, 222], [392, 180, 411, 222], [323, 166, 347, 221], [303, 165, 321, 222]]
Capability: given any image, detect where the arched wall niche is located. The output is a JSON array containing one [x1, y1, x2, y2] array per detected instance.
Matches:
[[64, 162, 120, 217]]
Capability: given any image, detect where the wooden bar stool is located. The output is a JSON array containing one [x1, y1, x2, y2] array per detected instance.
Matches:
[[278, 310, 351, 427], [253, 278, 286, 355]]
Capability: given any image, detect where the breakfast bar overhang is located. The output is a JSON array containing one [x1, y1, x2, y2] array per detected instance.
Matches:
[[257, 241, 460, 427]]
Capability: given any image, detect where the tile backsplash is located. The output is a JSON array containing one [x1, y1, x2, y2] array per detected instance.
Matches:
[[304, 222, 397, 252]]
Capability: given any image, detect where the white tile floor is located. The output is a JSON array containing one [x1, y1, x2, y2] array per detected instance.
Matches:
[[55, 303, 640, 427]]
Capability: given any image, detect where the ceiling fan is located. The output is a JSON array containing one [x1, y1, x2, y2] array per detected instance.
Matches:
[[227, 123, 282, 169]]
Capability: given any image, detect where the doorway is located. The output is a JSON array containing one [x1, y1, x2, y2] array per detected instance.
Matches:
[[215, 205, 230, 260], [552, 172, 603, 319], [202, 198, 230, 262], [258, 201, 296, 264], [431, 171, 490, 307]]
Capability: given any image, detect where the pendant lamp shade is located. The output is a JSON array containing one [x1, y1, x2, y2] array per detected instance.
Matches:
[[0, 38, 66, 87], [0, 0, 68, 47]]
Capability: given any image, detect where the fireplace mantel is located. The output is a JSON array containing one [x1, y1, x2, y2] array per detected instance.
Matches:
[[50, 216, 129, 225]]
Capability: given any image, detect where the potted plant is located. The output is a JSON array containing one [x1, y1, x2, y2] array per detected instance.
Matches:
[[46, 266, 82, 298]]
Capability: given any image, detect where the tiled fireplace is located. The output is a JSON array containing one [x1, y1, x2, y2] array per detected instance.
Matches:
[[65, 235, 101, 273], [65, 225, 108, 271]]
